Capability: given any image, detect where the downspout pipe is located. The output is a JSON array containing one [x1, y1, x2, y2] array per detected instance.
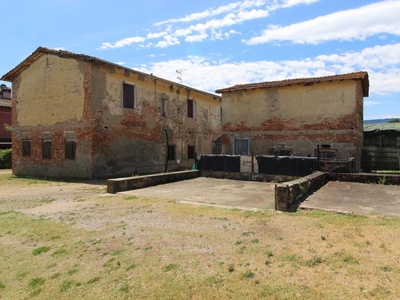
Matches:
[[165, 129, 169, 173]]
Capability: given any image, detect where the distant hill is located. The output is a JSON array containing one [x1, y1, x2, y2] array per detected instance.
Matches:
[[364, 118, 400, 124]]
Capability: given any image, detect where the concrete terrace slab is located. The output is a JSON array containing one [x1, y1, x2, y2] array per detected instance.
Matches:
[[118, 177, 276, 211], [300, 181, 400, 218]]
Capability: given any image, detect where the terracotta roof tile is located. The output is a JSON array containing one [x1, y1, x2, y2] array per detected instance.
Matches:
[[215, 71, 369, 97], [0, 98, 11, 108]]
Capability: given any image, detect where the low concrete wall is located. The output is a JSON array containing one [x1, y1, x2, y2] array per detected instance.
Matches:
[[107, 170, 200, 193], [275, 171, 327, 212], [201, 170, 298, 183], [328, 172, 400, 185]]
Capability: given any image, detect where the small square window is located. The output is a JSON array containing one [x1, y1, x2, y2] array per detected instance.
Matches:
[[65, 141, 76, 159], [22, 140, 31, 157], [187, 99, 194, 118], [188, 145, 196, 159], [167, 145, 176, 161], [123, 83, 136, 109], [42, 141, 52, 159]]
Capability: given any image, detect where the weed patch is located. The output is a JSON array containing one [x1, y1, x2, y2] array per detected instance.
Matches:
[[32, 246, 51, 256]]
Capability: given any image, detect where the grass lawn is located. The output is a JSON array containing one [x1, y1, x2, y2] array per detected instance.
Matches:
[[0, 174, 400, 299]]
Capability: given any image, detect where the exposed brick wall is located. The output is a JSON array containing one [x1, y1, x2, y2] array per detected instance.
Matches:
[[221, 81, 363, 168]]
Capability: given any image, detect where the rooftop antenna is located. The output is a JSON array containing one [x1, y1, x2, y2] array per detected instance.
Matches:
[[176, 69, 182, 84]]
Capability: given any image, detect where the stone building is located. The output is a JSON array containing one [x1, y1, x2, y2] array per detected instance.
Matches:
[[215, 72, 369, 171], [1, 47, 222, 178]]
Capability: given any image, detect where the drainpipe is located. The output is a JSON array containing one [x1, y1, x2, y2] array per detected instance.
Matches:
[[165, 129, 169, 173]]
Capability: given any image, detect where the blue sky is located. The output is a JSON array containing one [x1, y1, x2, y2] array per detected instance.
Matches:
[[1, 0, 400, 120]]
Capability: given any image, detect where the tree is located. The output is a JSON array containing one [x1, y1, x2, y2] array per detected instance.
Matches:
[[3, 123, 12, 132], [388, 118, 400, 123]]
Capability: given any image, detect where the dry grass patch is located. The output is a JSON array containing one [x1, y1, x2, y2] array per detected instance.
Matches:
[[0, 176, 400, 299]]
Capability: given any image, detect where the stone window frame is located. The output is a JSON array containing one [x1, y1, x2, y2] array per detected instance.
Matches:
[[122, 82, 137, 109]]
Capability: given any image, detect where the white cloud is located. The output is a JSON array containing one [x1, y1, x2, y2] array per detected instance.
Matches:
[[185, 32, 209, 42], [100, 36, 145, 49], [139, 43, 400, 96], [245, 0, 400, 45], [100, 0, 319, 50]]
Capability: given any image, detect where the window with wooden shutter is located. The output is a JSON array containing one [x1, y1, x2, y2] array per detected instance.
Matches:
[[123, 83, 136, 109], [42, 141, 52, 159], [187, 99, 194, 118]]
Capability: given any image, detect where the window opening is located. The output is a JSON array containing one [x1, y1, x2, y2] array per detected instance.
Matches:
[[22, 140, 31, 157], [188, 145, 196, 159], [167, 145, 176, 161], [42, 141, 52, 159], [65, 141, 76, 159], [123, 83, 136, 109], [187, 99, 194, 118], [234, 139, 249, 155]]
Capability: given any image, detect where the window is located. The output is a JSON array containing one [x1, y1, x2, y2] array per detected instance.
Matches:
[[234, 139, 249, 155], [42, 141, 52, 159], [122, 83, 136, 109], [162, 99, 168, 116], [22, 140, 31, 157], [187, 99, 194, 118], [212, 137, 222, 154], [65, 141, 76, 159], [188, 145, 196, 159], [167, 145, 176, 161]]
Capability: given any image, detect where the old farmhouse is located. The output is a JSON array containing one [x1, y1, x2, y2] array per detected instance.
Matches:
[[1, 47, 222, 178], [215, 72, 369, 171]]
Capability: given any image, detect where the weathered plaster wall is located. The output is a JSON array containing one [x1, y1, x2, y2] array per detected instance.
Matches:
[[16, 55, 85, 126], [11, 55, 93, 178], [221, 80, 363, 168], [89, 62, 221, 177]]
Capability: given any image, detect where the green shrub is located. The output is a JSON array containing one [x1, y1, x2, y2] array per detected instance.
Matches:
[[0, 148, 12, 166]]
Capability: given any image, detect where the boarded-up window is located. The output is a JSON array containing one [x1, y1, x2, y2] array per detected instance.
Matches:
[[188, 145, 196, 159], [234, 139, 249, 155], [187, 99, 194, 118], [22, 140, 31, 157], [123, 83, 136, 109], [167, 145, 176, 160], [42, 141, 52, 159], [65, 141, 76, 159]]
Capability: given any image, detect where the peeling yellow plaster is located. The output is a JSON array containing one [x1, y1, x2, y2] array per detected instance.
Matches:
[[17, 55, 85, 126]]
